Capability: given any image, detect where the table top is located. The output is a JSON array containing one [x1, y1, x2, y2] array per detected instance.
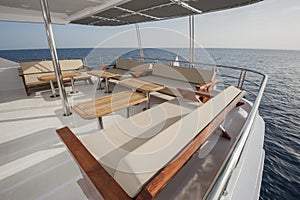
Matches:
[[72, 91, 147, 119], [119, 78, 165, 93], [88, 70, 120, 79], [37, 71, 80, 81]]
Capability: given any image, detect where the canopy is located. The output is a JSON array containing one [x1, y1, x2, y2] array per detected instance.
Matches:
[[0, 0, 262, 26], [0, 0, 263, 116]]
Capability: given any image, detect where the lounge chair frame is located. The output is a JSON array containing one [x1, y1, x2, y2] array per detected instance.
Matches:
[[57, 90, 245, 200]]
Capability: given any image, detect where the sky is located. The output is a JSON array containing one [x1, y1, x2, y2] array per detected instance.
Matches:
[[0, 0, 299, 50]]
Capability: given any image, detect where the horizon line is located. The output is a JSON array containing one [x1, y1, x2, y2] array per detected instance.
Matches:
[[1, 47, 300, 51]]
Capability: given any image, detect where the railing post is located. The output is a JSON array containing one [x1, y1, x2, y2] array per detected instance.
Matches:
[[189, 15, 195, 68], [135, 23, 144, 62], [40, 0, 71, 116], [237, 70, 247, 89]]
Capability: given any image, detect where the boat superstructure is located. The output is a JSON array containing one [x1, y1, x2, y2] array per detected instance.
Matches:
[[0, 0, 267, 200]]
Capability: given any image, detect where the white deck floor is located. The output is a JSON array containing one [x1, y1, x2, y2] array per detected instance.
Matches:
[[0, 80, 167, 199], [0, 78, 264, 200]]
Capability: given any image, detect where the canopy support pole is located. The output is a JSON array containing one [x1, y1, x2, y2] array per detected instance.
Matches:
[[189, 15, 195, 68], [135, 23, 144, 62], [40, 0, 71, 116]]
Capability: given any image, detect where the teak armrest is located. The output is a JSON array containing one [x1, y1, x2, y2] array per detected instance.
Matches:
[[196, 79, 219, 92]]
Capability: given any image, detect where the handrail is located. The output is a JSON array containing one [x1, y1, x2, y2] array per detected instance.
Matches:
[[205, 74, 268, 200], [119, 55, 268, 199]]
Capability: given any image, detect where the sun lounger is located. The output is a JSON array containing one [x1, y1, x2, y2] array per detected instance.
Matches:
[[57, 86, 245, 199]]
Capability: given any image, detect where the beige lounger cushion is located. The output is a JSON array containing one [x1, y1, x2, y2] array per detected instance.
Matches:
[[152, 63, 215, 84], [80, 97, 198, 166], [58, 59, 83, 71], [20, 59, 82, 75], [107, 68, 128, 75], [116, 60, 144, 70], [20, 61, 53, 74], [174, 66, 216, 83], [80, 86, 240, 197], [113, 86, 240, 197]]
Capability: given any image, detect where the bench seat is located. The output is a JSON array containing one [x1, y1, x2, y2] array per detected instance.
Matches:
[[105, 60, 216, 99], [19, 59, 87, 96], [58, 86, 242, 198]]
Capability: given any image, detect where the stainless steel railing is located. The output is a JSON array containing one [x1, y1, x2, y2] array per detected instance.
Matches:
[[120, 56, 268, 200], [205, 73, 267, 200]]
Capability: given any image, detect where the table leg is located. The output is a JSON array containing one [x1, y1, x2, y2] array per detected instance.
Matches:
[[70, 77, 77, 94], [97, 78, 104, 90], [126, 107, 130, 118], [104, 78, 112, 93], [147, 92, 151, 109], [49, 80, 59, 98], [143, 92, 151, 111], [98, 117, 104, 129]]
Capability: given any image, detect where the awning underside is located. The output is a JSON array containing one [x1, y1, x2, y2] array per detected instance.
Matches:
[[0, 0, 262, 26], [73, 0, 262, 26]]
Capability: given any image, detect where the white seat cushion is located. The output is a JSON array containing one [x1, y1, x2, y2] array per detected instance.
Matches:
[[80, 86, 241, 197]]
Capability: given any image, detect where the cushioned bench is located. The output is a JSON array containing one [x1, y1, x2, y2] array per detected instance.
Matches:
[[57, 86, 245, 199], [106, 59, 217, 100], [19, 59, 92, 96]]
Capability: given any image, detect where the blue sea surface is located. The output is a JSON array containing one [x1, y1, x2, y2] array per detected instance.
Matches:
[[0, 48, 299, 200]]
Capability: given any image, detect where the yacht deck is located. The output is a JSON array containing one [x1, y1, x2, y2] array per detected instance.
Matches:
[[0, 79, 254, 199]]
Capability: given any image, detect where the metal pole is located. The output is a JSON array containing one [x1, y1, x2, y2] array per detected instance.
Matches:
[[135, 23, 144, 62], [189, 15, 195, 67], [40, 0, 71, 116]]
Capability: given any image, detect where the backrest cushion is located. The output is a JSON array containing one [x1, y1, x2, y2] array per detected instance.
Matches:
[[174, 66, 216, 83], [21, 61, 53, 74], [59, 59, 83, 71], [116, 60, 144, 70], [21, 59, 83, 74], [152, 64, 185, 81], [152, 64, 215, 84]]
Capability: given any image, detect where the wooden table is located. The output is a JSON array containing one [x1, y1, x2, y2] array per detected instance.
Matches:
[[72, 91, 147, 129], [119, 78, 165, 109], [88, 70, 120, 93], [38, 71, 80, 98]]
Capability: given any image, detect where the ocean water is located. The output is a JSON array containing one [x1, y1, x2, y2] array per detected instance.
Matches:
[[0, 48, 299, 200]]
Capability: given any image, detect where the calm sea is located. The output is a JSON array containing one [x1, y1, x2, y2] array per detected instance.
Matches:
[[0, 48, 299, 200]]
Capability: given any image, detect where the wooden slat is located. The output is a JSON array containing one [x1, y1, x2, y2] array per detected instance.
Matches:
[[72, 91, 147, 119], [56, 127, 131, 200], [136, 91, 246, 200], [119, 78, 165, 93], [37, 71, 80, 81]]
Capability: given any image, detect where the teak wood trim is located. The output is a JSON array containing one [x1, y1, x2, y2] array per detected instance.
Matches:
[[57, 127, 131, 200], [119, 78, 165, 93], [56, 90, 245, 200], [196, 79, 219, 92], [136, 90, 246, 199]]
